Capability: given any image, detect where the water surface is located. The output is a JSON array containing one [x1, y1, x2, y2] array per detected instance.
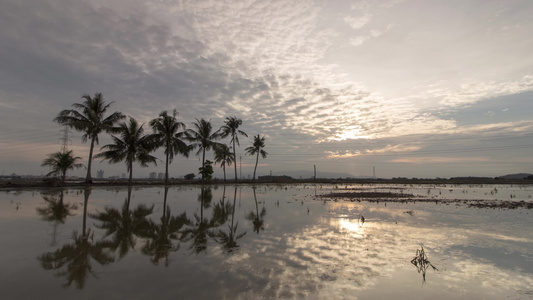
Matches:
[[1, 184, 532, 299]]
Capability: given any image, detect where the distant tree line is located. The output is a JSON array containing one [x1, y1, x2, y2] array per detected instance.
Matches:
[[43, 93, 268, 185]]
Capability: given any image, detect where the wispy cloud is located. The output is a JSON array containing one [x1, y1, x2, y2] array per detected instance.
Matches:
[[390, 156, 491, 164], [326, 144, 422, 159]]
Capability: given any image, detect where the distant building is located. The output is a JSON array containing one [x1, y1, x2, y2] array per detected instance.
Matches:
[[158, 172, 164, 180], [96, 169, 104, 179], [149, 172, 157, 179]]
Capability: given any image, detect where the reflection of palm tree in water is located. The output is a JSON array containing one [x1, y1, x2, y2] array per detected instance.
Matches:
[[183, 187, 215, 254], [142, 187, 190, 266], [210, 187, 247, 253], [211, 186, 231, 226], [89, 187, 153, 259], [38, 189, 114, 289], [36, 190, 77, 246], [246, 186, 266, 234]]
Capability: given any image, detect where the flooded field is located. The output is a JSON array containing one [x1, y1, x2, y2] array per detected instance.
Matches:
[[1, 183, 533, 299]]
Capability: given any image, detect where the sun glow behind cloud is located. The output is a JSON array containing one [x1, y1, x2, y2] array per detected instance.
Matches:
[[325, 144, 422, 159]]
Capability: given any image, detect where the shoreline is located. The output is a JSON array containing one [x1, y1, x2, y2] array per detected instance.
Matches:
[[1, 177, 532, 191]]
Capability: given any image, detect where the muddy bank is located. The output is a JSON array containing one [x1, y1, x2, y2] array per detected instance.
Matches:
[[318, 191, 533, 209]]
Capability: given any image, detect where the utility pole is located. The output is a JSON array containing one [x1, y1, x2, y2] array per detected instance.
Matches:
[[59, 125, 71, 153], [240, 156, 242, 180]]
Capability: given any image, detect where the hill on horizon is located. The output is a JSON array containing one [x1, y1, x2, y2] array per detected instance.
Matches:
[[497, 173, 533, 179]]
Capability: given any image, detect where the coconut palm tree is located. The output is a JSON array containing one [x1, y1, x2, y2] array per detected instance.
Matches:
[[54, 93, 125, 183], [41, 150, 84, 183], [219, 117, 247, 181], [94, 117, 158, 185], [149, 110, 191, 185], [213, 144, 235, 182], [245, 135, 268, 181], [185, 118, 221, 181]]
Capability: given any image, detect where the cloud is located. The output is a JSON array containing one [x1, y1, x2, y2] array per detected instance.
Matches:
[[349, 36, 367, 46], [1, 0, 532, 178], [344, 14, 373, 30], [325, 143, 422, 159], [390, 156, 491, 164]]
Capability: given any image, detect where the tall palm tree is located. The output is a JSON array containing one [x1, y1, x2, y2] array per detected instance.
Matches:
[[54, 93, 125, 183], [94, 117, 158, 185], [185, 118, 221, 181], [213, 144, 235, 182], [245, 135, 268, 181], [219, 117, 247, 181], [149, 110, 191, 185], [41, 150, 84, 183]]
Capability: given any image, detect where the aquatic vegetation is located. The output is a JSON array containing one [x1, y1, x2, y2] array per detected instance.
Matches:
[[411, 246, 438, 283]]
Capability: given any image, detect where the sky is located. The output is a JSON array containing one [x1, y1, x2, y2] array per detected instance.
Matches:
[[1, 0, 532, 179]]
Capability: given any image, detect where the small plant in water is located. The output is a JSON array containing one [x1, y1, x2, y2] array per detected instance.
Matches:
[[411, 246, 438, 283]]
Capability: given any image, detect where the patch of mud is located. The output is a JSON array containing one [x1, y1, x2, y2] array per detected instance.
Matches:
[[318, 192, 533, 209]]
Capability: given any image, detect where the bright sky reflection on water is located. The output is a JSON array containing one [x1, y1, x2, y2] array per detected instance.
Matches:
[[0, 184, 532, 299]]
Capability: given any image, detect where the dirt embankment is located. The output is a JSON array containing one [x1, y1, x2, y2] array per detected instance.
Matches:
[[318, 191, 533, 209]]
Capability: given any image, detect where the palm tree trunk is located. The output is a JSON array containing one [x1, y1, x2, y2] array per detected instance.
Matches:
[[253, 152, 259, 181], [165, 151, 170, 185], [233, 137, 237, 182], [85, 137, 96, 183], [223, 164, 226, 182], [128, 160, 133, 185]]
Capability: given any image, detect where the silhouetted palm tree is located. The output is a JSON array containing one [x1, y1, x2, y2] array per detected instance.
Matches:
[[220, 117, 247, 181], [41, 150, 84, 183], [213, 144, 235, 182], [38, 189, 115, 289], [54, 93, 125, 183], [185, 119, 221, 181], [94, 117, 158, 185], [142, 187, 190, 266], [89, 187, 153, 259], [149, 110, 191, 184], [245, 135, 268, 181], [246, 187, 266, 234]]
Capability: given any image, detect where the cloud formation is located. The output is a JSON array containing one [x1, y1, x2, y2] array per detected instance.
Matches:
[[1, 0, 532, 178]]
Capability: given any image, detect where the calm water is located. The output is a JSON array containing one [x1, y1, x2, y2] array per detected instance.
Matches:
[[1, 183, 533, 299]]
